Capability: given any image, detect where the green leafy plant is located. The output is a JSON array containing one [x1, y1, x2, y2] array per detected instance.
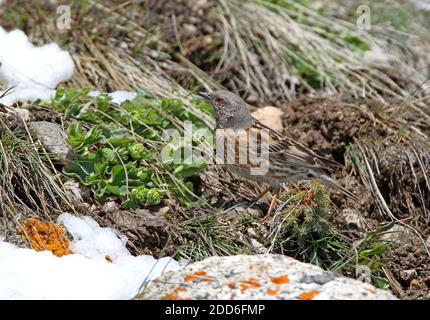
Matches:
[[43, 88, 214, 208]]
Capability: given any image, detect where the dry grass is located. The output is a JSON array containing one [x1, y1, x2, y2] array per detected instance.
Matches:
[[1, 0, 430, 296], [0, 116, 75, 244]]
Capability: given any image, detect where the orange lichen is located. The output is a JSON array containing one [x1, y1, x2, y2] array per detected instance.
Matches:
[[266, 288, 280, 296], [239, 278, 261, 292], [184, 271, 214, 283], [163, 287, 188, 300], [163, 292, 178, 299], [227, 282, 237, 289], [269, 275, 290, 285], [249, 263, 269, 271], [298, 290, 320, 300], [365, 287, 376, 294], [18, 218, 72, 257], [226, 278, 261, 292]]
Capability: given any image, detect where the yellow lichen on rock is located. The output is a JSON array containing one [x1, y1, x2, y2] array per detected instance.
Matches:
[[18, 218, 72, 257]]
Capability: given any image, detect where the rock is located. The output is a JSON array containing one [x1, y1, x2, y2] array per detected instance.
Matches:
[[341, 208, 366, 229], [245, 94, 259, 104], [224, 205, 264, 220], [251, 106, 284, 132], [104, 205, 169, 230], [102, 201, 120, 214], [381, 224, 419, 244], [28, 121, 71, 160], [63, 180, 90, 210], [183, 23, 198, 36], [399, 269, 417, 282], [247, 207, 264, 219], [12, 108, 30, 121], [202, 35, 213, 47], [136, 207, 169, 228], [247, 227, 257, 238], [135, 254, 397, 300], [250, 239, 267, 254]]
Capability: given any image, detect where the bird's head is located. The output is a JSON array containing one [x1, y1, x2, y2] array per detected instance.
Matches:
[[197, 90, 253, 129]]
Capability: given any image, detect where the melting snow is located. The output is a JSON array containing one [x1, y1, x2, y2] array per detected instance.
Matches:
[[0, 26, 74, 105], [0, 213, 182, 299], [89, 90, 137, 104], [412, 0, 430, 10]]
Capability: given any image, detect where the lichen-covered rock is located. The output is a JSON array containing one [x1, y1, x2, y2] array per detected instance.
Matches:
[[28, 121, 71, 160], [136, 254, 397, 300]]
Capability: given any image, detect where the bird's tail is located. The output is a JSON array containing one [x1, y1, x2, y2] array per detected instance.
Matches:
[[319, 174, 359, 202]]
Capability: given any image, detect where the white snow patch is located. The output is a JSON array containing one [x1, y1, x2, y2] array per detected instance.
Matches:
[[89, 90, 137, 104], [0, 213, 181, 299], [0, 26, 74, 106], [412, 0, 430, 10]]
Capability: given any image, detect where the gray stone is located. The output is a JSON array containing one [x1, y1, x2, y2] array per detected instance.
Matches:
[[341, 208, 366, 229], [381, 224, 419, 244], [63, 179, 90, 210], [226, 205, 264, 219], [399, 269, 417, 282], [28, 121, 71, 160], [135, 254, 397, 300]]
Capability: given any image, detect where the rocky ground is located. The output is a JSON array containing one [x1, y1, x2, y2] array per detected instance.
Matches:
[[137, 254, 397, 300], [0, 0, 429, 299]]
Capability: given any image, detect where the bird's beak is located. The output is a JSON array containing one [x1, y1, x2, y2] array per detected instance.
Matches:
[[197, 92, 212, 103]]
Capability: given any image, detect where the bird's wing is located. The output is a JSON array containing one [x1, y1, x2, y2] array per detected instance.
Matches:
[[253, 119, 341, 172]]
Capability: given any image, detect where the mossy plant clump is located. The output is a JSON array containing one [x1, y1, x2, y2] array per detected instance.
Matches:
[[267, 181, 345, 267]]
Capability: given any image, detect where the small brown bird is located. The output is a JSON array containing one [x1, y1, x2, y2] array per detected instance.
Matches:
[[198, 90, 358, 219]]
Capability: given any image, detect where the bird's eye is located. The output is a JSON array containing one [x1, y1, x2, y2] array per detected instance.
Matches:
[[214, 97, 224, 105]]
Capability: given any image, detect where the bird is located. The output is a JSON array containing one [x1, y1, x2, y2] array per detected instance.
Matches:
[[197, 90, 359, 220]]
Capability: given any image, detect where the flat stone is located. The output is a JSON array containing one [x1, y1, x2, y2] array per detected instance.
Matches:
[[251, 106, 284, 132], [28, 121, 71, 160], [341, 208, 366, 229], [381, 224, 419, 245], [135, 254, 397, 300]]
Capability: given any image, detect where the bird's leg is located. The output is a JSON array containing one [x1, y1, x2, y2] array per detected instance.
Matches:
[[262, 191, 279, 222], [251, 186, 272, 203]]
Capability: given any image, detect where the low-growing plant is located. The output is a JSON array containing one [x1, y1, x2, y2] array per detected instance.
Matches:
[[266, 181, 390, 287], [42, 88, 214, 208], [174, 212, 253, 260], [266, 182, 346, 267]]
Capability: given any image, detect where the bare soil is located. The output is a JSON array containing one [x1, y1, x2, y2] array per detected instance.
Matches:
[[281, 96, 430, 299]]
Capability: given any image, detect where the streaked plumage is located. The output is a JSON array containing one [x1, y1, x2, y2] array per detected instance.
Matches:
[[198, 90, 358, 218]]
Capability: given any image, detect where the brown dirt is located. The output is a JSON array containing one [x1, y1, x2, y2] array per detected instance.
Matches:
[[1, 0, 429, 300], [280, 96, 430, 299], [28, 107, 64, 124], [282, 96, 389, 163], [143, 0, 221, 69], [142, 0, 224, 88], [386, 243, 430, 299]]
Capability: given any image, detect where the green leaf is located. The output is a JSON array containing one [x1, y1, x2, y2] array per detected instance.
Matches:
[[372, 276, 390, 290], [343, 34, 371, 52], [63, 157, 96, 184], [65, 121, 86, 148], [359, 244, 386, 258]]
